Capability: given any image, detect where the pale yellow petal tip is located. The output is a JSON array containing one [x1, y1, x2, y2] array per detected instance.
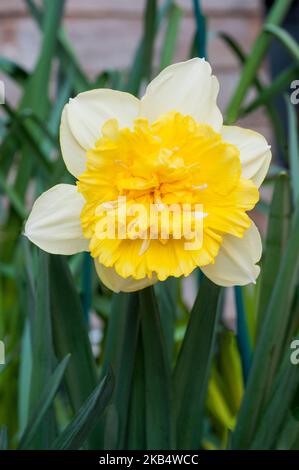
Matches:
[[95, 261, 157, 293]]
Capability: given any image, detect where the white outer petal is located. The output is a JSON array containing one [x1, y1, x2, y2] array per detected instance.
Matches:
[[201, 221, 262, 287], [222, 126, 271, 187], [24, 184, 89, 255], [95, 260, 157, 293], [60, 89, 140, 177], [140, 58, 223, 131], [60, 106, 86, 177]]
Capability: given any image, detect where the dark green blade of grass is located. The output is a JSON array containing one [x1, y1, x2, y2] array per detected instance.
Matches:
[[140, 286, 173, 450], [225, 0, 293, 123], [51, 371, 114, 450], [0, 57, 28, 86], [219, 31, 287, 156], [173, 277, 221, 449], [286, 97, 299, 206], [28, 251, 56, 449], [155, 278, 178, 363], [256, 173, 291, 334], [250, 346, 299, 449], [264, 24, 299, 66], [159, 4, 182, 70], [125, 335, 146, 450], [242, 66, 298, 115], [49, 255, 99, 449], [99, 292, 140, 449], [0, 426, 8, 450], [19, 355, 70, 450], [126, 0, 172, 94], [25, 0, 90, 93], [232, 206, 299, 449]]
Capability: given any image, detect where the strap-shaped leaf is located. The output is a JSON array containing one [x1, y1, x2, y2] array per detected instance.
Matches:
[[19, 355, 70, 450], [173, 277, 221, 449], [233, 206, 299, 448], [51, 371, 114, 450], [256, 173, 291, 333], [0, 427, 8, 450], [100, 293, 140, 449], [49, 255, 98, 449], [140, 286, 173, 450]]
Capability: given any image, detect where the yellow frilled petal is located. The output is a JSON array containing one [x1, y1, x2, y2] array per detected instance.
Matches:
[[77, 111, 260, 284], [90, 235, 221, 283]]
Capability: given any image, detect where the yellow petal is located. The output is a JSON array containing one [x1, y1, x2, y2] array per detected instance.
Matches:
[[201, 221, 262, 286], [221, 126, 271, 187], [24, 184, 89, 255], [140, 58, 222, 131]]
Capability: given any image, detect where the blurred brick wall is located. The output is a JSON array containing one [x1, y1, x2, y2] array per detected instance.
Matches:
[[0, 0, 271, 142]]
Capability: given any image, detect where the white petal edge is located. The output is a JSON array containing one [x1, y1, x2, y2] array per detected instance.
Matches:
[[95, 260, 157, 293], [24, 184, 89, 255], [140, 58, 223, 131], [201, 221, 262, 287], [60, 89, 140, 177], [60, 106, 86, 177], [222, 125, 271, 188]]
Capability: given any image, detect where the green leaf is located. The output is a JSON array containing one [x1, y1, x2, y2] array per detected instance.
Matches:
[[250, 348, 299, 449], [219, 32, 287, 157], [49, 255, 98, 414], [286, 97, 299, 206], [0, 57, 28, 85], [25, 0, 90, 93], [232, 206, 299, 449], [126, 336, 146, 450], [242, 66, 298, 115], [51, 371, 114, 450], [126, 0, 172, 94], [159, 4, 182, 70], [225, 0, 293, 123], [155, 278, 178, 363], [0, 168, 27, 219], [100, 293, 140, 449], [264, 24, 299, 66], [142, 0, 157, 81], [139, 286, 173, 450], [0, 426, 8, 450], [18, 321, 32, 436], [173, 277, 221, 449], [28, 251, 56, 449], [257, 173, 291, 333], [19, 355, 70, 450], [192, 0, 207, 57]]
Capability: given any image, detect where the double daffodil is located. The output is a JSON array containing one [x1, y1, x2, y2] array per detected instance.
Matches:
[[25, 59, 271, 292]]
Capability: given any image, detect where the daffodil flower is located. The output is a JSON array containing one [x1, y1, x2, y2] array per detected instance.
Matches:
[[25, 59, 271, 292]]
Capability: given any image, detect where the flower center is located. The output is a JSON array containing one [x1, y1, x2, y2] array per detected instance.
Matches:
[[77, 111, 258, 280]]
